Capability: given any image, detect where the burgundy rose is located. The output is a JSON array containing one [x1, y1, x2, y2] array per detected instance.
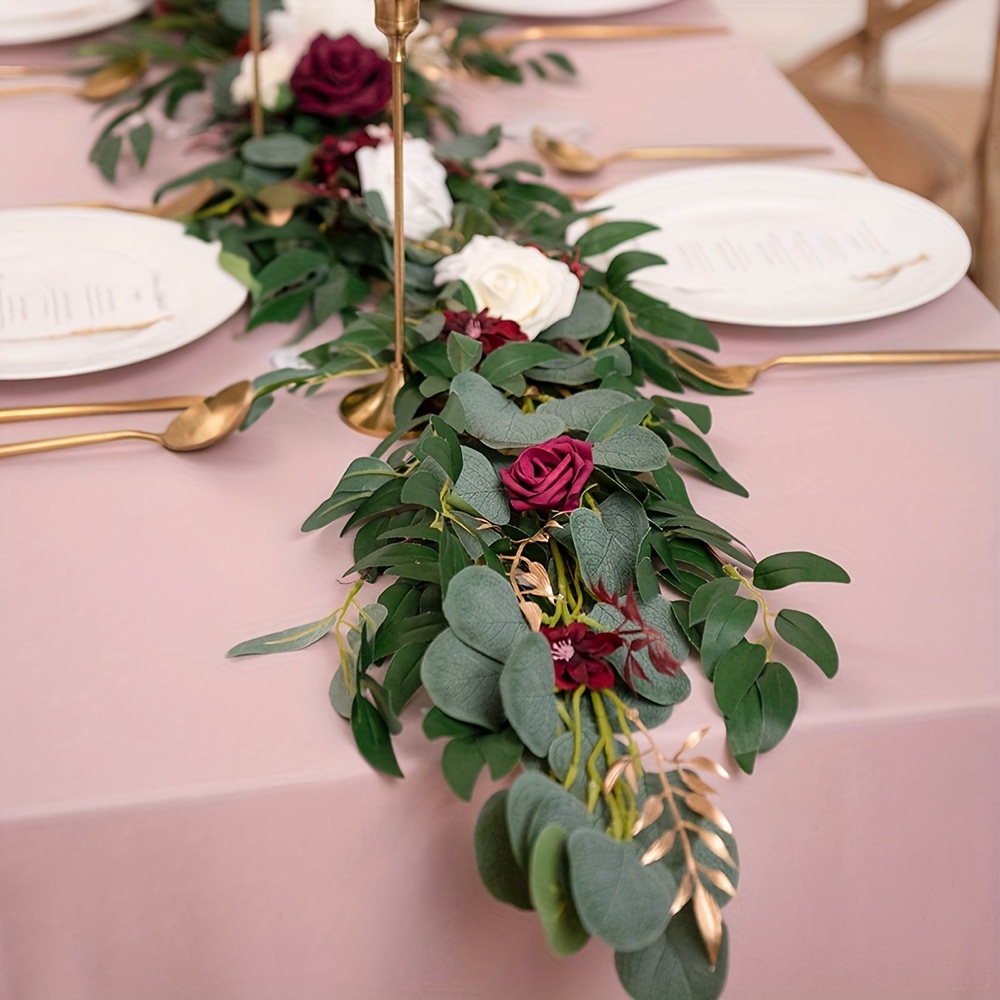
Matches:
[[542, 622, 623, 691], [314, 130, 379, 181], [500, 436, 594, 514], [290, 34, 392, 120], [442, 309, 528, 356]]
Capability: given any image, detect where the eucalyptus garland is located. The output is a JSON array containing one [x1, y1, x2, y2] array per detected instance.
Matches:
[[84, 5, 850, 998]]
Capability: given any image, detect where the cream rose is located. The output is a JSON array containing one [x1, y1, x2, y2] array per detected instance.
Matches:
[[356, 137, 453, 241], [434, 236, 580, 338], [231, 0, 433, 109]]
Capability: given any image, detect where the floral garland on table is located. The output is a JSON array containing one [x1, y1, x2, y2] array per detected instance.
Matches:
[[84, 5, 850, 999]]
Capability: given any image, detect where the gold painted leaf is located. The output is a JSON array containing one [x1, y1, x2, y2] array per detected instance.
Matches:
[[603, 756, 631, 794], [670, 872, 693, 915], [623, 758, 639, 793], [684, 793, 733, 835], [678, 727, 709, 755], [700, 867, 737, 897], [520, 601, 543, 632], [689, 826, 736, 868], [516, 559, 555, 599], [640, 828, 676, 865], [693, 881, 723, 969], [686, 756, 730, 778], [631, 794, 665, 835], [678, 767, 717, 796]]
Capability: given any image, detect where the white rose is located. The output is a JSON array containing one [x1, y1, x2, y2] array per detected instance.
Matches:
[[356, 137, 453, 241], [230, 0, 433, 107], [434, 236, 580, 338], [230, 42, 302, 110]]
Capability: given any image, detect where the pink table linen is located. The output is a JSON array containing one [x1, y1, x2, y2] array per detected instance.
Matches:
[[2, 2, 999, 998]]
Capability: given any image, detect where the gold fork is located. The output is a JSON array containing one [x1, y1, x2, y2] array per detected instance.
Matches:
[[664, 346, 1000, 390]]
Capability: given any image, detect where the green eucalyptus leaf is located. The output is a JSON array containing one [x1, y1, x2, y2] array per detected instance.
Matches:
[[752, 551, 851, 590], [774, 609, 839, 677], [587, 399, 653, 442], [757, 662, 798, 752], [451, 446, 511, 525], [447, 331, 483, 373], [423, 707, 482, 741], [241, 132, 314, 168], [574, 220, 658, 257], [535, 388, 633, 432], [421, 627, 505, 731], [725, 684, 763, 774], [688, 577, 741, 625], [500, 632, 559, 757], [479, 727, 524, 779], [591, 424, 670, 472], [128, 120, 153, 168], [227, 613, 335, 656], [328, 668, 354, 720], [351, 695, 403, 778], [383, 642, 425, 714], [571, 493, 648, 597], [699, 596, 759, 680], [712, 640, 767, 716], [507, 771, 596, 869], [449, 372, 564, 449], [529, 825, 590, 955], [537, 290, 613, 341], [477, 341, 564, 384], [474, 790, 533, 910], [442, 736, 487, 800], [615, 905, 729, 1000], [566, 829, 675, 951], [442, 565, 530, 662]]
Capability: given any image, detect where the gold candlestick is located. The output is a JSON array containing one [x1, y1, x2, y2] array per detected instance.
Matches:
[[249, 0, 264, 138], [341, 0, 420, 436]]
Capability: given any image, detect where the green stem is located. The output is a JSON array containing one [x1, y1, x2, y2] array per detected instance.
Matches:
[[591, 690, 627, 839], [724, 564, 776, 658], [563, 686, 586, 791]]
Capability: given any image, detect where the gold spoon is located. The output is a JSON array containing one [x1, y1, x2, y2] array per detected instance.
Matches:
[[531, 128, 833, 175], [0, 381, 253, 458], [0, 57, 147, 101], [664, 346, 1000, 391], [483, 23, 728, 51], [0, 392, 203, 424]]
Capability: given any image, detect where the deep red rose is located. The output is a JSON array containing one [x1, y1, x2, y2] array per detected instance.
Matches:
[[500, 436, 594, 514], [290, 34, 392, 120], [312, 129, 380, 195], [542, 622, 623, 690], [442, 309, 528, 356]]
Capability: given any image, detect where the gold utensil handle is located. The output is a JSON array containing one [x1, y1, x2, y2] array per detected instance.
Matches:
[[620, 144, 832, 162], [0, 84, 78, 97], [772, 350, 1000, 367], [0, 396, 201, 424], [491, 24, 727, 47], [0, 429, 160, 458]]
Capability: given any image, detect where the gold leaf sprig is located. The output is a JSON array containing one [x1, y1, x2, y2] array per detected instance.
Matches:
[[615, 713, 736, 969]]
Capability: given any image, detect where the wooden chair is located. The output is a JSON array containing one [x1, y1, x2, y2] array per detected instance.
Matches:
[[787, 1, 1000, 307]]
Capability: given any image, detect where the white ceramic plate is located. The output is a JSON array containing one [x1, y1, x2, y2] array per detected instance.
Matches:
[[0, 208, 247, 379], [571, 165, 972, 327], [445, 0, 675, 17], [0, 0, 148, 45]]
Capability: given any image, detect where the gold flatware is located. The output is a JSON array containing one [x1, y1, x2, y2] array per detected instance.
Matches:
[[0, 57, 147, 101], [532, 128, 833, 175], [0, 381, 252, 458], [665, 347, 1000, 390], [0, 392, 202, 424], [43, 179, 221, 221], [484, 23, 727, 51], [0, 62, 97, 78]]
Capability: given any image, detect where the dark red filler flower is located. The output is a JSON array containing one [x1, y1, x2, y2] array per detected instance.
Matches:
[[290, 35, 392, 119], [542, 622, 624, 691], [500, 436, 594, 514], [442, 309, 528, 356], [312, 129, 379, 194]]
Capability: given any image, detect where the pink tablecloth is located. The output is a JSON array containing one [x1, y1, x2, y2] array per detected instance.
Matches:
[[2, 2, 999, 998]]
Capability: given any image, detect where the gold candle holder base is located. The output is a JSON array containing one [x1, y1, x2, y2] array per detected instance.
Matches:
[[339, 363, 406, 437]]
